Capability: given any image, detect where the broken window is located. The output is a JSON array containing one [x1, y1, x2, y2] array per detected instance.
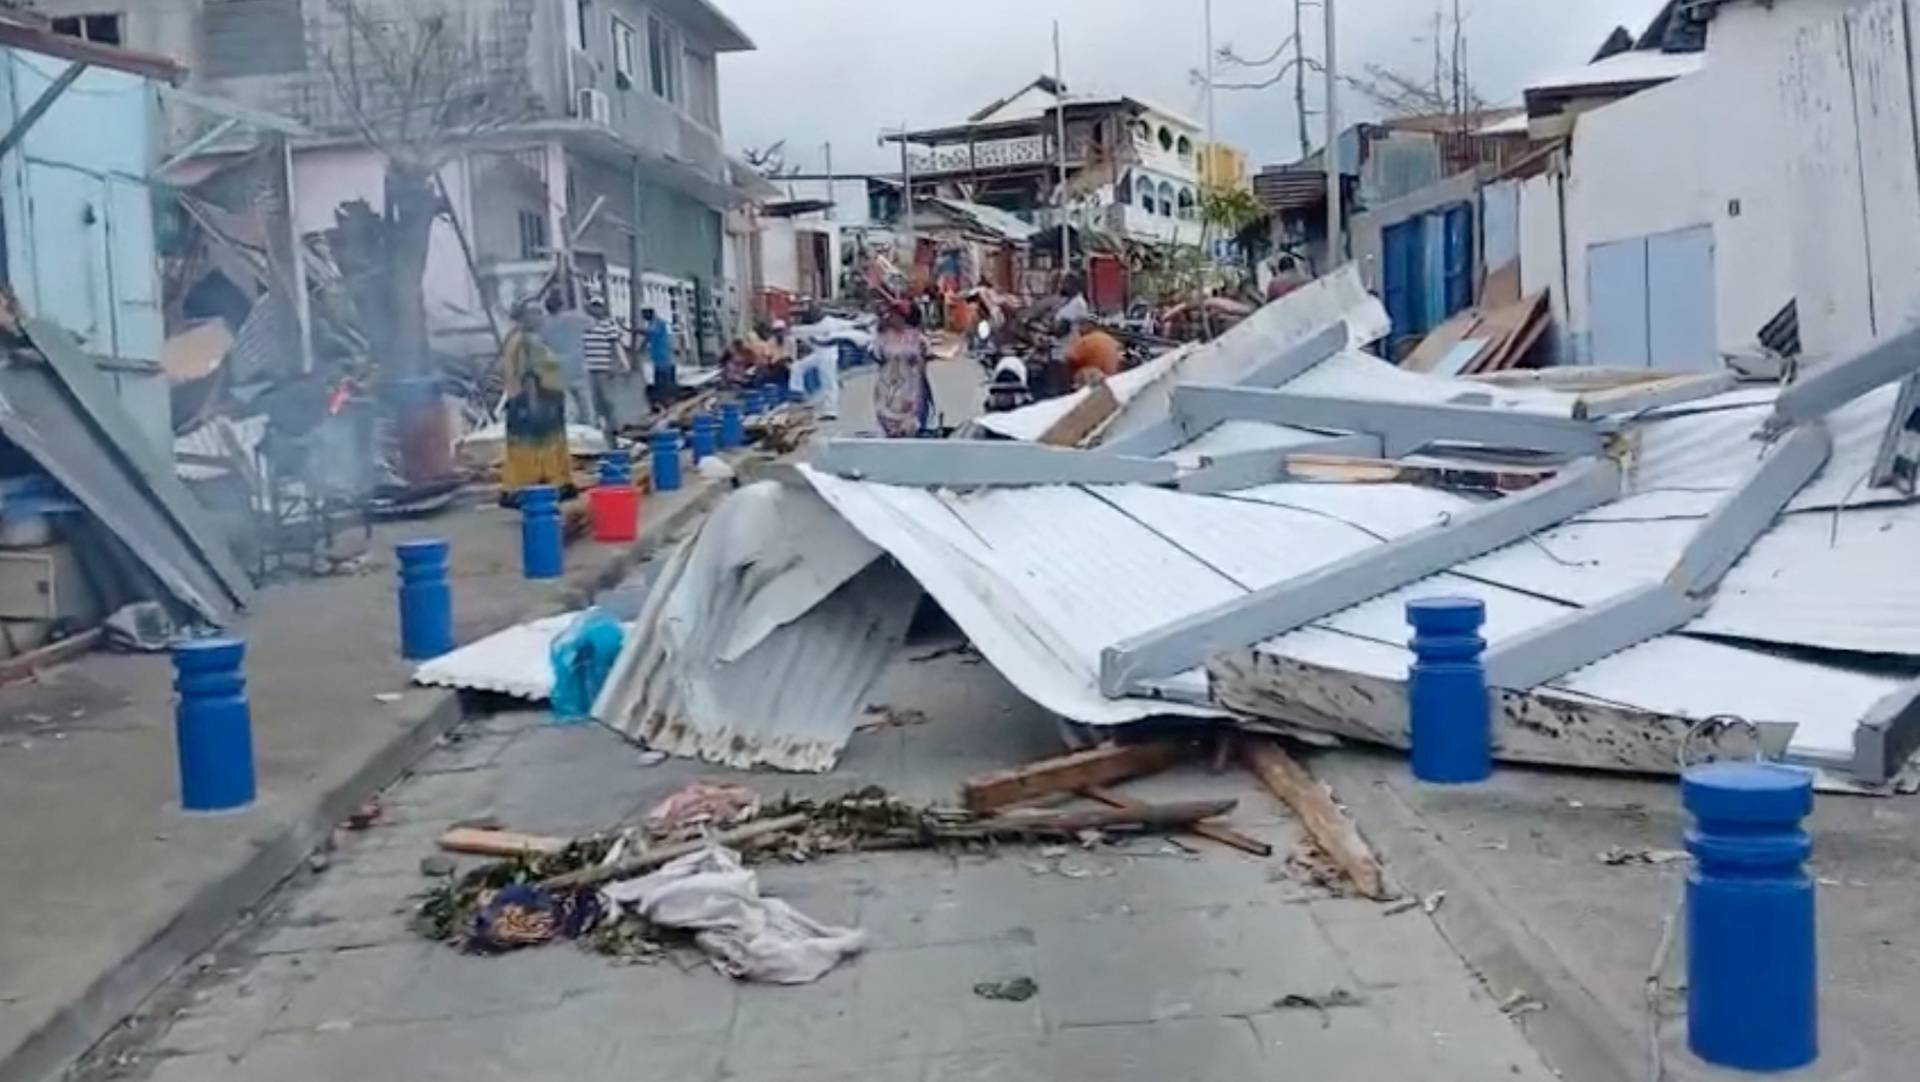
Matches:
[[51, 12, 122, 45], [647, 13, 680, 103], [612, 16, 637, 89]]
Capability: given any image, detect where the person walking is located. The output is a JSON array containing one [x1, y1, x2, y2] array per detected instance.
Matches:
[[496, 301, 572, 505], [580, 295, 630, 437], [873, 302, 931, 437], [788, 331, 842, 419], [643, 306, 677, 407]]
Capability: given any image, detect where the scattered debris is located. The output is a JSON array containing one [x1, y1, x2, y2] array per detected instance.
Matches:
[[1498, 989, 1546, 1017], [419, 854, 458, 878], [645, 781, 763, 840], [908, 642, 976, 664], [961, 741, 1188, 813], [1380, 896, 1421, 917], [1081, 784, 1272, 857], [344, 798, 382, 831], [1596, 846, 1689, 867], [1421, 890, 1447, 915], [373, 692, 404, 705], [857, 704, 931, 730], [1274, 988, 1365, 1027], [1242, 741, 1387, 900], [973, 977, 1039, 1002], [637, 749, 669, 767], [438, 828, 570, 859], [1285, 840, 1355, 896]]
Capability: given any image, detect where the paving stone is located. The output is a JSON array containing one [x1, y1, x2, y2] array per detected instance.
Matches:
[[267, 942, 438, 1032], [139, 1050, 240, 1082], [252, 915, 415, 955], [720, 962, 862, 1076], [854, 940, 1044, 1062], [924, 1045, 1053, 1082], [153, 954, 313, 1060], [1046, 1017, 1267, 1082], [1035, 900, 1353, 1026], [1359, 983, 1558, 1080], [410, 731, 516, 774], [720, 1058, 924, 1082], [1308, 899, 1481, 990]]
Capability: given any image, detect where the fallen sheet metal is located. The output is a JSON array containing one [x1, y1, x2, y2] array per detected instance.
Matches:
[[0, 318, 253, 624], [595, 481, 919, 772], [413, 612, 582, 701]]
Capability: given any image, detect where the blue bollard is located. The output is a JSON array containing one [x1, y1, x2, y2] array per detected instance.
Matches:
[[173, 639, 256, 812], [719, 402, 745, 449], [690, 414, 718, 463], [598, 449, 633, 487], [395, 538, 453, 661], [519, 484, 563, 580], [1406, 596, 1491, 783], [1685, 762, 1817, 1072], [649, 429, 683, 492]]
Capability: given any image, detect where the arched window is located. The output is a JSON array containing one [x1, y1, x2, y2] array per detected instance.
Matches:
[[1176, 135, 1193, 158], [1114, 172, 1132, 205], [1158, 126, 1174, 152], [1157, 180, 1176, 216], [1177, 187, 1196, 219]]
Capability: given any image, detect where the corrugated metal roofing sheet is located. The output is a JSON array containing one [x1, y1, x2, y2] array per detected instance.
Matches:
[[413, 612, 580, 701]]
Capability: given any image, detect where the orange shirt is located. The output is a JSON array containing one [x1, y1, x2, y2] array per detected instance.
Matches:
[[1064, 329, 1122, 377]]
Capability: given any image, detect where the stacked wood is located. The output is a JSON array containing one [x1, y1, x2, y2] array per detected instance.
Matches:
[[1402, 291, 1551, 377]]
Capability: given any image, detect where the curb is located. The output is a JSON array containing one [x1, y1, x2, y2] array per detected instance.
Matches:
[[1315, 751, 1643, 1082], [3, 478, 729, 1082]]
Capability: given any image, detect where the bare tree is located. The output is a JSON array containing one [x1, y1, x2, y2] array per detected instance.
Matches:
[[320, 0, 534, 377]]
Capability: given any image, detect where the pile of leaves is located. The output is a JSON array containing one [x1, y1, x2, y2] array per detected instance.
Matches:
[[412, 837, 616, 944]]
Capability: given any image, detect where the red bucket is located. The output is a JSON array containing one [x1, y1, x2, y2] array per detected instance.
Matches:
[[589, 484, 639, 543]]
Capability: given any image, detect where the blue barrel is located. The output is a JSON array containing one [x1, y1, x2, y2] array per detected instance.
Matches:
[[173, 639, 256, 812], [690, 414, 718, 463], [719, 402, 745, 449], [650, 429, 683, 491], [519, 484, 563, 580], [598, 449, 633, 486], [1685, 762, 1817, 1072], [1406, 596, 1491, 784], [395, 538, 453, 661]]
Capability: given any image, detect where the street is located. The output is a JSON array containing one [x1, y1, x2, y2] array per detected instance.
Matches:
[[85, 632, 1558, 1082]]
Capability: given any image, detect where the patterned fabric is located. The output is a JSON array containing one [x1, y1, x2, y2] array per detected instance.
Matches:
[[499, 329, 571, 492], [873, 328, 929, 438], [583, 318, 626, 372], [468, 884, 604, 953]]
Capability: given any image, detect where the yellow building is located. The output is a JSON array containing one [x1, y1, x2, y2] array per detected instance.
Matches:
[[1198, 142, 1249, 190]]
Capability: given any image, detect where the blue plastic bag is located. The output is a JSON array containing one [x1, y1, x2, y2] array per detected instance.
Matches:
[[549, 608, 625, 724]]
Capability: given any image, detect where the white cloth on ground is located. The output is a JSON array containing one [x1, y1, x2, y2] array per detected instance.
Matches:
[[601, 845, 866, 983], [790, 342, 842, 417]]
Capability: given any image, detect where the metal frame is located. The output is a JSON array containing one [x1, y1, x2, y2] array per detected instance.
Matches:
[[1869, 373, 1920, 494], [1100, 418, 1186, 459], [0, 62, 86, 161], [1239, 323, 1349, 388], [155, 117, 241, 176], [814, 439, 1177, 487], [1482, 424, 1832, 692], [1770, 321, 1920, 427], [1175, 433, 1382, 494], [1572, 371, 1738, 420], [1853, 679, 1920, 784], [1172, 384, 1610, 458], [1098, 457, 1623, 695]]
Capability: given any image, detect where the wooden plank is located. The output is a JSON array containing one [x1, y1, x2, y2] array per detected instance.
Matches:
[[1402, 307, 1483, 373], [1082, 785, 1273, 857], [961, 798, 1236, 838], [0, 626, 100, 686], [541, 813, 810, 891], [437, 828, 571, 858], [961, 741, 1188, 813], [1281, 454, 1557, 492], [1041, 380, 1121, 447], [1240, 739, 1387, 900], [1468, 366, 1668, 391], [1207, 648, 1775, 775]]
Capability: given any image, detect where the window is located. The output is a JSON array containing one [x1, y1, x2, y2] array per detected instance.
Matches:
[[518, 210, 549, 260], [572, 0, 591, 49], [51, 13, 122, 45], [612, 17, 637, 89], [1157, 126, 1174, 152], [1176, 135, 1193, 159], [1158, 181, 1176, 216], [647, 13, 680, 103], [685, 47, 718, 127], [1177, 187, 1196, 220]]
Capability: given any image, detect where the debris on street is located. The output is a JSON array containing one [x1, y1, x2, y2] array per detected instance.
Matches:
[[972, 977, 1039, 1002], [1596, 846, 1690, 867], [1274, 988, 1366, 1027]]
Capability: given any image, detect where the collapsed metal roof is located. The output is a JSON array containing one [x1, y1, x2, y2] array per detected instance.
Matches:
[[603, 271, 1920, 785]]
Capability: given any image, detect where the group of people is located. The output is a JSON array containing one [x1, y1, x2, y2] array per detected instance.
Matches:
[[495, 289, 676, 503]]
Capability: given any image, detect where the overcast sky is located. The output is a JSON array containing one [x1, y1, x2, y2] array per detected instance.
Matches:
[[714, 0, 1667, 174]]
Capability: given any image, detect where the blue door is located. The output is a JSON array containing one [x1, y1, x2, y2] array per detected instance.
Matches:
[[1381, 219, 1422, 357], [1442, 204, 1474, 319]]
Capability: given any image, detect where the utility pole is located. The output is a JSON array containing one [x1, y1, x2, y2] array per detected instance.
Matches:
[[899, 131, 916, 268], [823, 140, 834, 218], [1294, 0, 1310, 161], [1054, 19, 1070, 273], [1324, 0, 1342, 268], [1203, 0, 1217, 184]]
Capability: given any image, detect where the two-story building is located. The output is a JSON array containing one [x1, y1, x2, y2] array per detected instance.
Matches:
[[886, 76, 1212, 256], [28, 0, 755, 358]]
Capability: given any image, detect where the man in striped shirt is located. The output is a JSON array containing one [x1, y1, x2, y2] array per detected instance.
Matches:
[[581, 295, 631, 436]]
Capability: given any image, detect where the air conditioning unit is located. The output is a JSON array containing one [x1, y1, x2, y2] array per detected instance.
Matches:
[[577, 88, 611, 126]]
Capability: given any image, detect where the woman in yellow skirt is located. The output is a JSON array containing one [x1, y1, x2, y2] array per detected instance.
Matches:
[[498, 301, 574, 505]]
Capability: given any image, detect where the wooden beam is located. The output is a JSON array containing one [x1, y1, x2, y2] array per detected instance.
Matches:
[[962, 798, 1237, 837], [1572, 371, 1738, 420], [961, 741, 1188, 813], [437, 828, 571, 858], [1241, 740, 1387, 900], [1082, 785, 1273, 856], [0, 63, 87, 162], [1041, 379, 1120, 447]]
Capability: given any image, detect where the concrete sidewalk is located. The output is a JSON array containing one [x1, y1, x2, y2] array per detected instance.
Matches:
[[1320, 752, 1919, 1082], [0, 473, 727, 1082]]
